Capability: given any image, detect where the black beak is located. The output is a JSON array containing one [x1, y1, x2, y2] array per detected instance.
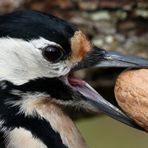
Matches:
[[76, 47, 148, 70], [77, 82, 143, 130], [74, 47, 148, 131]]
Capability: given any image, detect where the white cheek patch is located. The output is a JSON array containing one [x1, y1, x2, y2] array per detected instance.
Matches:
[[0, 37, 71, 85], [30, 37, 62, 49]]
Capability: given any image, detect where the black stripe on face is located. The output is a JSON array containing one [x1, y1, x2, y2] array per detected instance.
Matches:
[[13, 78, 78, 102], [0, 78, 76, 103]]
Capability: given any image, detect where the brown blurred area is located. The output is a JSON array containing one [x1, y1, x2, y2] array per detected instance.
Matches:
[[0, 0, 148, 110]]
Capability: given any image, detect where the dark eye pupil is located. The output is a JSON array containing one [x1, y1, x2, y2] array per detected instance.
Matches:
[[43, 46, 63, 63]]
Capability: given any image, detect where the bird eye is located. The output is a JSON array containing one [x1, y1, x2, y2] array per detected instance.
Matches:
[[42, 46, 64, 63]]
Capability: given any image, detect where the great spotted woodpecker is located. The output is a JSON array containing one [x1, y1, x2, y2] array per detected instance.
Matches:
[[0, 10, 147, 148]]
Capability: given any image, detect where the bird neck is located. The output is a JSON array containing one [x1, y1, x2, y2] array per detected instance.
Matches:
[[33, 98, 87, 148], [0, 90, 87, 148]]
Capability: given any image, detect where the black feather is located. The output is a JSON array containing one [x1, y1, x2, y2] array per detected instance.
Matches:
[[0, 10, 78, 53], [0, 80, 68, 148]]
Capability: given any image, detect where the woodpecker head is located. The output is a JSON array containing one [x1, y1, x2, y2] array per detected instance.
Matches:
[[0, 10, 148, 131]]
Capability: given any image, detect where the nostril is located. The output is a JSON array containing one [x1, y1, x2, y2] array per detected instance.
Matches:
[[93, 47, 107, 56]]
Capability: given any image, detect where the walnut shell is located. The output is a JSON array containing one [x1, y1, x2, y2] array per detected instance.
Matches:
[[115, 69, 148, 131]]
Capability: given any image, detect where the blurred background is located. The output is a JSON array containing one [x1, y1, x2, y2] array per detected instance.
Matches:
[[0, 0, 148, 147]]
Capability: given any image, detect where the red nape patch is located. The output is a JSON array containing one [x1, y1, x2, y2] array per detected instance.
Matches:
[[68, 76, 85, 87], [71, 31, 91, 62]]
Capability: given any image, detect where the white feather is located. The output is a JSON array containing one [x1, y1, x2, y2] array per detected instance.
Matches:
[[6, 128, 47, 148], [0, 37, 72, 85]]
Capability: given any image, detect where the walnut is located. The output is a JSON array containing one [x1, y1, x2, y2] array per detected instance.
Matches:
[[115, 69, 148, 131]]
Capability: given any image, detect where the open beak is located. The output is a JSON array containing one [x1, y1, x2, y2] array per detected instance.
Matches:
[[70, 47, 148, 131]]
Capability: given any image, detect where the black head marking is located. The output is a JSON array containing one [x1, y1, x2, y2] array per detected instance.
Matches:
[[0, 10, 78, 53], [7, 78, 80, 102]]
